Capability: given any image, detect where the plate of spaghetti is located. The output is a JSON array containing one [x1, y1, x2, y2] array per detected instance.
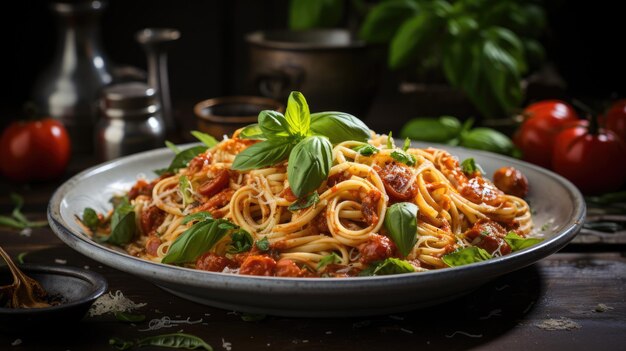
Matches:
[[48, 92, 585, 317]]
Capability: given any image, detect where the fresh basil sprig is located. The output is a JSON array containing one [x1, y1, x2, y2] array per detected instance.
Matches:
[[383, 202, 419, 257], [227, 229, 254, 254], [359, 258, 415, 276], [353, 143, 379, 156], [442, 246, 492, 267], [460, 157, 484, 176], [81, 207, 101, 231], [390, 150, 416, 166], [288, 191, 320, 211], [504, 231, 543, 251], [106, 197, 136, 246], [232, 91, 370, 198], [161, 212, 238, 264], [155, 131, 219, 175]]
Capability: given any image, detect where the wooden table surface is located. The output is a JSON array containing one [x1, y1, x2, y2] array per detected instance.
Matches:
[[1, 95, 625, 350]]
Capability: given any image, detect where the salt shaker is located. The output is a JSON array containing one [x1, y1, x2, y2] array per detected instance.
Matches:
[[95, 82, 165, 161]]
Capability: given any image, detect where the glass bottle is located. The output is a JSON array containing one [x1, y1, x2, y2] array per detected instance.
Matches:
[[31, 0, 113, 155]]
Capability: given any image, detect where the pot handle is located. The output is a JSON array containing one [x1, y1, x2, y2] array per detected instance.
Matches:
[[255, 64, 305, 100]]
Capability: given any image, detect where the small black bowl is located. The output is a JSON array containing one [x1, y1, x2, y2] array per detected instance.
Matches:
[[0, 264, 107, 334]]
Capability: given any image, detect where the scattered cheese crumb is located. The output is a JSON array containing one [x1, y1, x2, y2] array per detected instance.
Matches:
[[19, 228, 32, 237], [594, 304, 614, 313], [54, 259, 67, 264], [11, 339, 22, 346], [222, 338, 232, 351], [535, 317, 581, 331], [325, 331, 333, 335], [84, 265, 90, 269], [88, 290, 147, 317], [139, 316, 203, 331]]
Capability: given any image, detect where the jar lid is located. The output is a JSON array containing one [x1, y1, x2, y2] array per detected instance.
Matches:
[[100, 82, 159, 119]]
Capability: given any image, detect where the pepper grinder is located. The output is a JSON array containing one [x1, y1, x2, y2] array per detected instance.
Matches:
[[135, 28, 181, 135]]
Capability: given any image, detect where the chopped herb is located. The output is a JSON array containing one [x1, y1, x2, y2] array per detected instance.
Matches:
[[179, 175, 194, 207], [114, 311, 146, 323], [256, 237, 270, 252], [82, 207, 101, 231], [352, 143, 379, 156], [317, 252, 342, 270], [386, 131, 394, 149], [227, 229, 253, 253], [390, 150, 416, 166], [403, 137, 411, 151], [460, 158, 484, 176]]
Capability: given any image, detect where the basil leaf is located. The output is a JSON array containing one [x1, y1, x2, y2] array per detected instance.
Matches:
[[386, 131, 394, 149], [228, 229, 253, 254], [182, 211, 213, 225], [460, 158, 484, 176], [442, 247, 492, 267], [389, 11, 444, 69], [352, 143, 379, 156], [238, 123, 266, 140], [288, 191, 320, 211], [82, 207, 100, 230], [310, 112, 370, 144], [459, 127, 518, 156], [399, 116, 462, 143], [163, 145, 208, 174], [190, 130, 219, 148], [403, 137, 411, 151], [317, 252, 342, 270], [504, 232, 543, 251], [284, 91, 311, 138], [162, 219, 231, 264], [256, 237, 270, 252], [165, 140, 180, 153], [231, 138, 293, 171], [390, 150, 416, 166], [114, 311, 146, 323], [359, 0, 419, 44], [287, 136, 333, 198], [383, 202, 418, 257], [136, 333, 212, 350], [359, 258, 415, 276], [179, 175, 194, 207], [258, 110, 291, 138], [107, 199, 135, 246]]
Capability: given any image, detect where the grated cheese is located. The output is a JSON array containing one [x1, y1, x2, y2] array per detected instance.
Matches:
[[139, 316, 203, 331], [88, 290, 147, 317], [535, 317, 581, 331]]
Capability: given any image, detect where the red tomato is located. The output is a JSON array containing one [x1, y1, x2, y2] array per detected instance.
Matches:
[[0, 118, 71, 182], [602, 99, 626, 143], [552, 120, 626, 195], [513, 100, 580, 169]]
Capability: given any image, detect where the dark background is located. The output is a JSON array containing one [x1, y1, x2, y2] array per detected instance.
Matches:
[[2, 0, 625, 128]]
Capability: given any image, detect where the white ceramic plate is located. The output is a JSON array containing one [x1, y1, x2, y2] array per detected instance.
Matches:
[[48, 142, 585, 317]]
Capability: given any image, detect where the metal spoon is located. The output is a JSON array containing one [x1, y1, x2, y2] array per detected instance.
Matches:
[[0, 246, 51, 308]]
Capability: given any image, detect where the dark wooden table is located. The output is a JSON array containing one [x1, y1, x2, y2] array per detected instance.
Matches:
[[1, 94, 625, 350]]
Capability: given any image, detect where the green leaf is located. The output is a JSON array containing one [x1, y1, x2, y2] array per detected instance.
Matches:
[[114, 311, 146, 323], [107, 198, 136, 246], [386, 131, 394, 149], [399, 116, 462, 142], [359, 0, 420, 44], [288, 136, 333, 197], [136, 333, 213, 350], [0, 215, 26, 229], [162, 219, 233, 264], [504, 232, 543, 251], [442, 246, 492, 267], [403, 137, 411, 151], [190, 130, 219, 148], [284, 91, 311, 138], [256, 237, 270, 252], [383, 202, 418, 257], [317, 252, 342, 270], [182, 211, 213, 225], [288, 191, 320, 211], [231, 138, 294, 171], [165, 140, 180, 154], [258, 110, 291, 138], [82, 208, 101, 231], [390, 150, 416, 166], [238, 124, 266, 140], [179, 175, 194, 207], [460, 158, 484, 176], [227, 229, 254, 254], [352, 143, 379, 156], [459, 127, 517, 156], [310, 112, 371, 143], [288, 0, 344, 30], [389, 11, 444, 69], [359, 258, 415, 276], [163, 145, 208, 174]]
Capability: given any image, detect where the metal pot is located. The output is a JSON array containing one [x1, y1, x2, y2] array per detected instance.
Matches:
[[245, 29, 383, 119]]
